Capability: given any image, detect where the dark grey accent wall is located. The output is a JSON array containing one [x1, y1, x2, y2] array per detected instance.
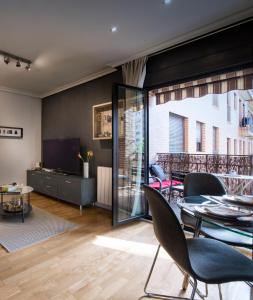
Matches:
[[42, 70, 122, 177]]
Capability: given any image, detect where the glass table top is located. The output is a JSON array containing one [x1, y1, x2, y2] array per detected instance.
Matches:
[[0, 185, 33, 195], [178, 195, 253, 239]]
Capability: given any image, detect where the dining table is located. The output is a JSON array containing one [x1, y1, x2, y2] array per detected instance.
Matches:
[[177, 195, 253, 252], [177, 194, 253, 297]]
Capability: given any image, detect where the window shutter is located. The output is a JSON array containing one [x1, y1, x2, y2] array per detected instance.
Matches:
[[169, 113, 184, 153]]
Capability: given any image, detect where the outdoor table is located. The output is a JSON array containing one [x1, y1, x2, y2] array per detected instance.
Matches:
[[212, 173, 253, 195]]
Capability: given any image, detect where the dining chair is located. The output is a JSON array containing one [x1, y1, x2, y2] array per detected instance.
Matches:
[[182, 172, 252, 249], [141, 185, 253, 300], [168, 170, 189, 202]]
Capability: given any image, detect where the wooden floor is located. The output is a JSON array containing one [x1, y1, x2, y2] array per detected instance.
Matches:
[[0, 192, 251, 300]]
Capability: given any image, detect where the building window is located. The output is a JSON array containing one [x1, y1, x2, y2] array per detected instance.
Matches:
[[196, 121, 204, 152], [227, 95, 231, 122], [239, 140, 242, 155], [169, 113, 185, 153], [212, 126, 219, 154], [212, 94, 219, 107], [234, 139, 237, 155], [234, 93, 237, 110], [239, 99, 242, 123], [227, 138, 231, 155], [243, 141, 246, 155]]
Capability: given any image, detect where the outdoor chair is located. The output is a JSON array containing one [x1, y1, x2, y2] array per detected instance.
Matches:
[[149, 164, 182, 198], [141, 185, 253, 300], [182, 172, 252, 249]]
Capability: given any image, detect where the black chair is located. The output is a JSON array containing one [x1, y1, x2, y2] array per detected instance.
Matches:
[[182, 172, 252, 249], [141, 185, 253, 300], [168, 170, 189, 202]]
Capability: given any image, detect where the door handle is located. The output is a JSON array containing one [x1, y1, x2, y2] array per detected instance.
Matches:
[[65, 180, 72, 184]]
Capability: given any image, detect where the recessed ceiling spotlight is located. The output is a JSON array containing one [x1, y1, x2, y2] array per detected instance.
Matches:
[[163, 0, 171, 4], [110, 26, 118, 33], [25, 63, 31, 71], [4, 56, 10, 64]]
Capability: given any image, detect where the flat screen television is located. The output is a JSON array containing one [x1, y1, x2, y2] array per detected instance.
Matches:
[[43, 138, 81, 175]]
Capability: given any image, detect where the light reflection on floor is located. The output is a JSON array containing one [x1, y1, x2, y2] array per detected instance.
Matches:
[[93, 235, 172, 260]]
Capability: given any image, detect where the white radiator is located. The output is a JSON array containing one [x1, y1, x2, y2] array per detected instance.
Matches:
[[96, 166, 112, 210]]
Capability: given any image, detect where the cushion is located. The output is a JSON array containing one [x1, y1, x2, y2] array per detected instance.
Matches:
[[151, 164, 166, 181], [149, 180, 182, 190]]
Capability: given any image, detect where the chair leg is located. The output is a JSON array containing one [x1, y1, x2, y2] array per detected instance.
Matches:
[[168, 187, 172, 203], [182, 274, 190, 290], [177, 267, 207, 299], [139, 244, 199, 300], [218, 284, 223, 300], [190, 279, 197, 300], [143, 244, 161, 295]]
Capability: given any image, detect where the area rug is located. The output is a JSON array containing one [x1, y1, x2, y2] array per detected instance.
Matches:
[[0, 206, 78, 252]]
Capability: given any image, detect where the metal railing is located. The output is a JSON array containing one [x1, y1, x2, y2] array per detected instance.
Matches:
[[156, 153, 253, 176]]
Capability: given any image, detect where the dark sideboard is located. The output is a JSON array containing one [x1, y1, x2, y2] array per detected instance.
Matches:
[[27, 170, 96, 214]]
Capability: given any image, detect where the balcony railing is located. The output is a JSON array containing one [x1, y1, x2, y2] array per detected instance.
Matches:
[[156, 153, 253, 176]]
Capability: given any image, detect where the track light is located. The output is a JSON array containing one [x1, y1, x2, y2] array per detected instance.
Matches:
[[25, 64, 31, 71], [16, 60, 21, 67], [4, 56, 10, 64], [0, 50, 32, 71]]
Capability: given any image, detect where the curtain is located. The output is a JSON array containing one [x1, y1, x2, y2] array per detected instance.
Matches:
[[121, 57, 147, 216], [122, 56, 148, 88]]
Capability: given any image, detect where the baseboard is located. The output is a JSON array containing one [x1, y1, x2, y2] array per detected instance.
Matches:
[[95, 202, 112, 211]]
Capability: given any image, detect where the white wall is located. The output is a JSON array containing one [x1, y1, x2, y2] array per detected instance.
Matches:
[[149, 90, 253, 162], [0, 90, 41, 184]]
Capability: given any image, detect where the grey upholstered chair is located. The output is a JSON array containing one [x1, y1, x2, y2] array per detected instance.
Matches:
[[140, 185, 253, 300]]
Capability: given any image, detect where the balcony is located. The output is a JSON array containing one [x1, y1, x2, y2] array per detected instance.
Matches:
[[239, 126, 253, 138]]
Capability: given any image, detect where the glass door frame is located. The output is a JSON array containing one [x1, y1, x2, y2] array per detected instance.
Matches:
[[112, 83, 149, 226]]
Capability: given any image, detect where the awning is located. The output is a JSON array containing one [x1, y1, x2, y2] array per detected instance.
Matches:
[[155, 67, 253, 105]]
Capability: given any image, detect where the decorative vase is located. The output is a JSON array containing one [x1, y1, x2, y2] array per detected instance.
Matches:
[[83, 162, 89, 178]]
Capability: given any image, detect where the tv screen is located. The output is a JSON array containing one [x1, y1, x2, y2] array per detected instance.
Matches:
[[43, 138, 81, 175]]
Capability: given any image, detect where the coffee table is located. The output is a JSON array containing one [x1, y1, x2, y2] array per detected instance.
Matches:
[[0, 186, 33, 222]]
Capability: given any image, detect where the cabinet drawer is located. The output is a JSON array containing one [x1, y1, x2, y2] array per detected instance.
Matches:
[[27, 172, 43, 192], [43, 183, 58, 197], [44, 177, 58, 188], [58, 179, 81, 204], [41, 176, 58, 196]]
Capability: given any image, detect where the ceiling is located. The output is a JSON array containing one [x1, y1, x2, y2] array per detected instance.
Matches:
[[0, 0, 252, 98]]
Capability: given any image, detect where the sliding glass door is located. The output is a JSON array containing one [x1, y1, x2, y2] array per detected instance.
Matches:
[[112, 84, 148, 226]]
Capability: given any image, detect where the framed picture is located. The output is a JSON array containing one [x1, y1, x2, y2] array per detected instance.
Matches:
[[0, 126, 23, 139], [92, 102, 112, 140]]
